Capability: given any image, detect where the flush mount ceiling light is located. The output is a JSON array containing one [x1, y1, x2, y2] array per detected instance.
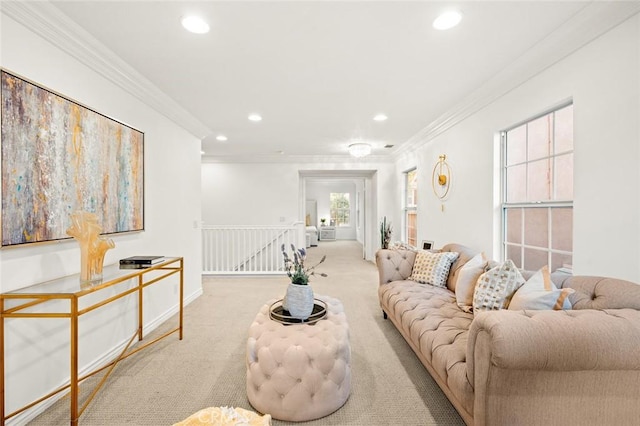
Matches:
[[433, 10, 462, 30], [248, 113, 262, 122], [216, 135, 228, 141], [373, 114, 388, 122], [348, 142, 372, 158], [181, 15, 210, 34]]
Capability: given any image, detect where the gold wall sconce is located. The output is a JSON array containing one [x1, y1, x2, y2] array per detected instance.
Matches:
[[432, 154, 451, 200]]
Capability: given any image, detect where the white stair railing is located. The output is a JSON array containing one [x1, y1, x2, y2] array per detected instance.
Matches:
[[202, 223, 306, 275]]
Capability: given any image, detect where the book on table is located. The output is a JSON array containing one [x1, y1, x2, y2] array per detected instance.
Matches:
[[119, 256, 165, 269]]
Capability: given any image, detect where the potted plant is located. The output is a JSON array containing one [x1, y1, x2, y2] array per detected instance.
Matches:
[[320, 218, 327, 226], [281, 244, 327, 320], [380, 216, 392, 249]]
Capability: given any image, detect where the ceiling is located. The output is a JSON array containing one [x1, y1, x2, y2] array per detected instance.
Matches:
[[28, 1, 635, 160]]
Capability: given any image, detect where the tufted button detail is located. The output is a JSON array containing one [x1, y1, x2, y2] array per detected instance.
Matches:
[[246, 295, 351, 422]]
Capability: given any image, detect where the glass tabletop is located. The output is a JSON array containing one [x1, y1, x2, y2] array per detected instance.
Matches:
[[3, 257, 180, 296]]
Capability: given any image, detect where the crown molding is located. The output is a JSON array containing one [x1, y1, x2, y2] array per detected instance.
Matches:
[[1, 1, 212, 140], [201, 153, 394, 164], [394, 1, 640, 159]]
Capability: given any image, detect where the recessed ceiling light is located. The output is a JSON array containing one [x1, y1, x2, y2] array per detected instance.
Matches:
[[248, 114, 262, 122], [181, 15, 210, 34], [216, 135, 228, 141], [433, 11, 462, 30], [373, 114, 388, 122]]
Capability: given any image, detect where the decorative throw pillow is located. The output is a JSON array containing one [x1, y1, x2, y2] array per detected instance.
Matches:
[[473, 259, 525, 313], [508, 266, 574, 310], [455, 253, 487, 313], [410, 251, 459, 287]]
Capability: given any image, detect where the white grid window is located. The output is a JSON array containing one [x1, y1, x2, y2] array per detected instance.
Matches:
[[330, 193, 350, 226], [405, 169, 417, 247], [502, 103, 573, 272]]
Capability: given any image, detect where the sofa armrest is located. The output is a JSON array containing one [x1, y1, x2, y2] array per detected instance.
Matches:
[[468, 309, 640, 426], [375, 249, 416, 285]]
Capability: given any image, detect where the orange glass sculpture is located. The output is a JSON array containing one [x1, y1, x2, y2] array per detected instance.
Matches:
[[66, 211, 115, 284]]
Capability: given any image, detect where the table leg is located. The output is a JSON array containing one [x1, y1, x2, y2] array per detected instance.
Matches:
[[70, 297, 79, 426]]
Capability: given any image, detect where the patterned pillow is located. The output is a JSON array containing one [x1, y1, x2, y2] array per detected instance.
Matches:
[[508, 266, 574, 310], [455, 253, 488, 313], [410, 251, 459, 287], [473, 259, 525, 313]]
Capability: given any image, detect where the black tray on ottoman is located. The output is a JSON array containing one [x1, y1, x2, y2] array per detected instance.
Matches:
[[269, 299, 327, 325]]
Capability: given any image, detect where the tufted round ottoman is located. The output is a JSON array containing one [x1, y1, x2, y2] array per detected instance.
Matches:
[[246, 295, 351, 421]]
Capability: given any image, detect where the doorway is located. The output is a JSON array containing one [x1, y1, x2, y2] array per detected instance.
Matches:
[[299, 170, 377, 261]]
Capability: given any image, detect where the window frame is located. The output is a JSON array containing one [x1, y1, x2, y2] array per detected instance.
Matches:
[[404, 168, 417, 247], [501, 102, 574, 272], [329, 192, 351, 227]]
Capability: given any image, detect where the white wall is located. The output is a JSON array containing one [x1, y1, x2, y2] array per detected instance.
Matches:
[[201, 160, 398, 260], [1, 13, 203, 423], [397, 14, 640, 282]]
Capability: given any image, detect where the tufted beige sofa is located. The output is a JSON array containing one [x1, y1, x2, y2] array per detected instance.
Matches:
[[377, 243, 640, 426]]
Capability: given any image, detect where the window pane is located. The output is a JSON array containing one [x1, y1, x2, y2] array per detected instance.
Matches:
[[407, 210, 417, 247], [554, 154, 573, 201], [554, 104, 573, 154], [503, 104, 573, 271], [406, 169, 417, 207], [405, 169, 417, 246], [506, 208, 522, 244], [506, 164, 526, 202], [523, 248, 548, 270], [551, 252, 573, 273], [524, 208, 548, 248], [330, 193, 350, 226], [551, 207, 572, 252], [506, 125, 526, 165], [506, 244, 522, 268], [527, 114, 551, 161], [527, 158, 551, 201]]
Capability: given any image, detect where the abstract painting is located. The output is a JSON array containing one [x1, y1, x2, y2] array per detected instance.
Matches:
[[1, 70, 144, 247]]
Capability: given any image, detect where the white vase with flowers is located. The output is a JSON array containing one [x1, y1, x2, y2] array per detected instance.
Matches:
[[281, 244, 327, 320]]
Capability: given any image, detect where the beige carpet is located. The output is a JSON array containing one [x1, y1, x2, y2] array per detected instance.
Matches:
[[29, 241, 465, 425]]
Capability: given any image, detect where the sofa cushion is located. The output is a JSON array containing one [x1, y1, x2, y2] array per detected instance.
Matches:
[[455, 253, 488, 313], [473, 259, 525, 313], [508, 266, 574, 310], [441, 243, 481, 292], [409, 251, 459, 287], [378, 280, 475, 415]]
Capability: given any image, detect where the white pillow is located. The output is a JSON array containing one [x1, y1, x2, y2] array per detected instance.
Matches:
[[455, 253, 487, 313], [473, 259, 525, 313], [508, 266, 574, 310], [410, 251, 459, 287]]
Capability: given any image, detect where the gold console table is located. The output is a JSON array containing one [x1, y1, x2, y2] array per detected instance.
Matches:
[[0, 257, 184, 425]]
